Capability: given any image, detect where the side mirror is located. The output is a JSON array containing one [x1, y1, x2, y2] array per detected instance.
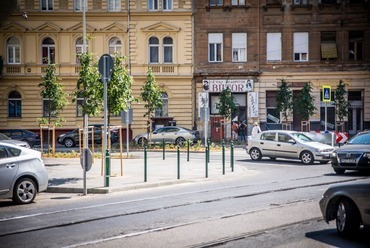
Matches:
[[288, 139, 296, 144]]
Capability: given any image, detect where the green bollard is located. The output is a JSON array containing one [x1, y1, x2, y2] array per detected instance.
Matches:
[[205, 146, 208, 178], [162, 138, 165, 160], [222, 139, 225, 175], [144, 145, 147, 182], [187, 139, 190, 162], [231, 141, 234, 172], [177, 146, 180, 179], [207, 139, 210, 163], [105, 149, 110, 187]]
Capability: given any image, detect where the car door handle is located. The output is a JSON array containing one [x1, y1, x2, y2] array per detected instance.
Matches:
[[277, 144, 281, 146], [260, 142, 264, 145], [6, 163, 16, 168]]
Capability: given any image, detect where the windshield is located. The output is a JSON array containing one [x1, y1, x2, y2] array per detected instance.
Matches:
[[0, 133, 11, 140], [291, 132, 314, 142], [348, 132, 370, 144]]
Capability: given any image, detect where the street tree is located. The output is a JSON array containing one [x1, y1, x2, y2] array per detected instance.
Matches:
[[216, 88, 237, 141], [38, 64, 69, 147], [294, 82, 316, 130], [335, 79, 350, 123], [140, 69, 163, 142], [276, 79, 293, 123]]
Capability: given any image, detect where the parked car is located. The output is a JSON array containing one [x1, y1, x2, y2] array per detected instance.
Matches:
[[57, 124, 119, 148], [0, 129, 41, 148], [0, 133, 31, 148], [134, 126, 200, 146], [319, 180, 370, 238], [0, 142, 48, 204], [331, 130, 370, 174], [246, 130, 335, 164]]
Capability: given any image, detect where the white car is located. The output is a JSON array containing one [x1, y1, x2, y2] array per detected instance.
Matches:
[[246, 130, 335, 164], [0, 142, 48, 204], [0, 133, 30, 148]]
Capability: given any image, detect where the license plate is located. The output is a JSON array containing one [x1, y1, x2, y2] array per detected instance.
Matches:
[[341, 158, 356, 163]]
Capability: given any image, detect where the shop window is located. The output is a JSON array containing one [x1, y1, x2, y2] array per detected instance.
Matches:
[[266, 91, 280, 125]]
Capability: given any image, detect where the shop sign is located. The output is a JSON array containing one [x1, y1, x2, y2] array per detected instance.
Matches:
[[203, 79, 253, 93], [248, 92, 259, 117]]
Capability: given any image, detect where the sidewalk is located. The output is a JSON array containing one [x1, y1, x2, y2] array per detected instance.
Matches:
[[44, 148, 247, 194]]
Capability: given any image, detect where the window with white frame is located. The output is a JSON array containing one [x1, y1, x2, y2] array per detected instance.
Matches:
[[155, 92, 168, 117], [232, 33, 247, 62], [8, 91, 22, 118], [41, 0, 54, 11], [293, 32, 308, 62], [231, 0, 246, 5], [149, 37, 159, 63], [210, 0, 223, 6], [148, 0, 159, 10], [41, 37, 55, 64], [266, 33, 282, 61], [76, 37, 89, 63], [108, 37, 122, 55], [74, 0, 85, 11], [108, 0, 121, 11], [208, 33, 223, 62], [6, 36, 20, 64], [163, 37, 173, 63], [163, 0, 173, 10]]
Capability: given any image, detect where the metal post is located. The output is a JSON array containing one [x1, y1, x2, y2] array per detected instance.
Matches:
[[222, 139, 225, 175], [207, 139, 210, 163], [205, 146, 208, 178], [144, 145, 147, 182], [82, 0, 88, 196], [187, 139, 190, 162], [104, 149, 110, 187], [177, 146, 180, 179], [162, 138, 165, 160], [231, 141, 234, 172]]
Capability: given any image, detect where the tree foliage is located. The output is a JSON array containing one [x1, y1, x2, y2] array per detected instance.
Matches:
[[38, 64, 68, 127], [276, 79, 293, 122], [140, 68, 163, 119], [294, 82, 316, 121], [335, 79, 350, 122], [216, 88, 237, 121]]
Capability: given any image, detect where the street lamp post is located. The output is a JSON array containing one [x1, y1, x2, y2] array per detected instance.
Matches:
[[82, 0, 88, 196]]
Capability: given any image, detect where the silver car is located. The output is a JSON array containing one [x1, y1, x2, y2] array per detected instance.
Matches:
[[134, 126, 200, 146], [246, 130, 335, 164], [319, 180, 370, 238], [0, 142, 48, 204]]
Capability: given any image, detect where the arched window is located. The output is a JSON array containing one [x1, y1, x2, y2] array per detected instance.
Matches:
[[163, 37, 173, 63], [108, 37, 122, 55], [8, 91, 22, 118], [42, 37, 55, 64], [76, 37, 89, 63], [6, 37, 20, 64], [155, 92, 168, 117], [149, 37, 159, 63], [76, 92, 84, 117]]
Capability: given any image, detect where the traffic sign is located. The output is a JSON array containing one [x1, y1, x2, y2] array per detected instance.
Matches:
[[98, 54, 114, 83], [335, 132, 348, 143], [322, 86, 331, 102]]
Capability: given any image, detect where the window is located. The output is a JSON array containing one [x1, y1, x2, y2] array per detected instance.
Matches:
[[108, 0, 121, 11], [208, 33, 223, 62], [349, 31, 363, 61], [267, 33, 282, 61], [232, 33, 247, 62], [261, 132, 276, 141], [74, 0, 85, 11], [266, 91, 281, 128], [293, 0, 308, 5], [8, 91, 22, 118], [210, 0, 223, 6], [155, 93, 168, 117], [43, 98, 56, 117], [41, 37, 55, 64], [163, 37, 173, 63], [41, 0, 54, 10], [231, 0, 245, 5], [108, 37, 122, 55], [148, 0, 158, 10], [76, 37, 89, 63], [149, 37, 159, 63], [278, 133, 291, 142], [321, 31, 337, 60], [320, 0, 337, 4], [6, 36, 20, 64], [293, 32, 308, 62], [163, 0, 173, 10], [76, 93, 84, 117]]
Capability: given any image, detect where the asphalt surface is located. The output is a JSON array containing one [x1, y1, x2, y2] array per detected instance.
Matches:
[[44, 147, 247, 194]]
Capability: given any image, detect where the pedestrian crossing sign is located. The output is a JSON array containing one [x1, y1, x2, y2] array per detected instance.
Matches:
[[322, 86, 331, 102]]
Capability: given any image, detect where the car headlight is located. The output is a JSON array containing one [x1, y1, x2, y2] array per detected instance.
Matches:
[[364, 152, 370, 159]]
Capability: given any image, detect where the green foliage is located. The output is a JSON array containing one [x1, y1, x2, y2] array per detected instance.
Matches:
[[140, 68, 163, 118], [38, 64, 68, 126], [216, 88, 237, 120], [276, 79, 293, 122], [335, 80, 350, 122], [73, 52, 103, 117], [294, 82, 316, 121]]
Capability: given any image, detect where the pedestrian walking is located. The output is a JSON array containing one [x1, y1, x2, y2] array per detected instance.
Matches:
[[232, 121, 239, 141], [251, 122, 261, 136], [239, 121, 247, 141]]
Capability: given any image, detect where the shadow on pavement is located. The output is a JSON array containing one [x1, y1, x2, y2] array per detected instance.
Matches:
[[48, 178, 80, 186]]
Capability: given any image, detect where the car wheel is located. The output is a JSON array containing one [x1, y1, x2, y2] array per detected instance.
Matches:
[[336, 198, 361, 238], [334, 168, 345, 174], [138, 137, 148, 146], [13, 178, 37, 204], [64, 138, 75, 148], [250, 148, 262, 160], [300, 151, 314, 164], [175, 137, 186, 146]]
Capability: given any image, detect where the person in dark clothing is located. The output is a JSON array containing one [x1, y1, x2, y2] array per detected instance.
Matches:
[[238, 121, 246, 141]]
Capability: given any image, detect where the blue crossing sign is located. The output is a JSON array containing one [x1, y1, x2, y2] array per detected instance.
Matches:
[[322, 86, 331, 102]]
